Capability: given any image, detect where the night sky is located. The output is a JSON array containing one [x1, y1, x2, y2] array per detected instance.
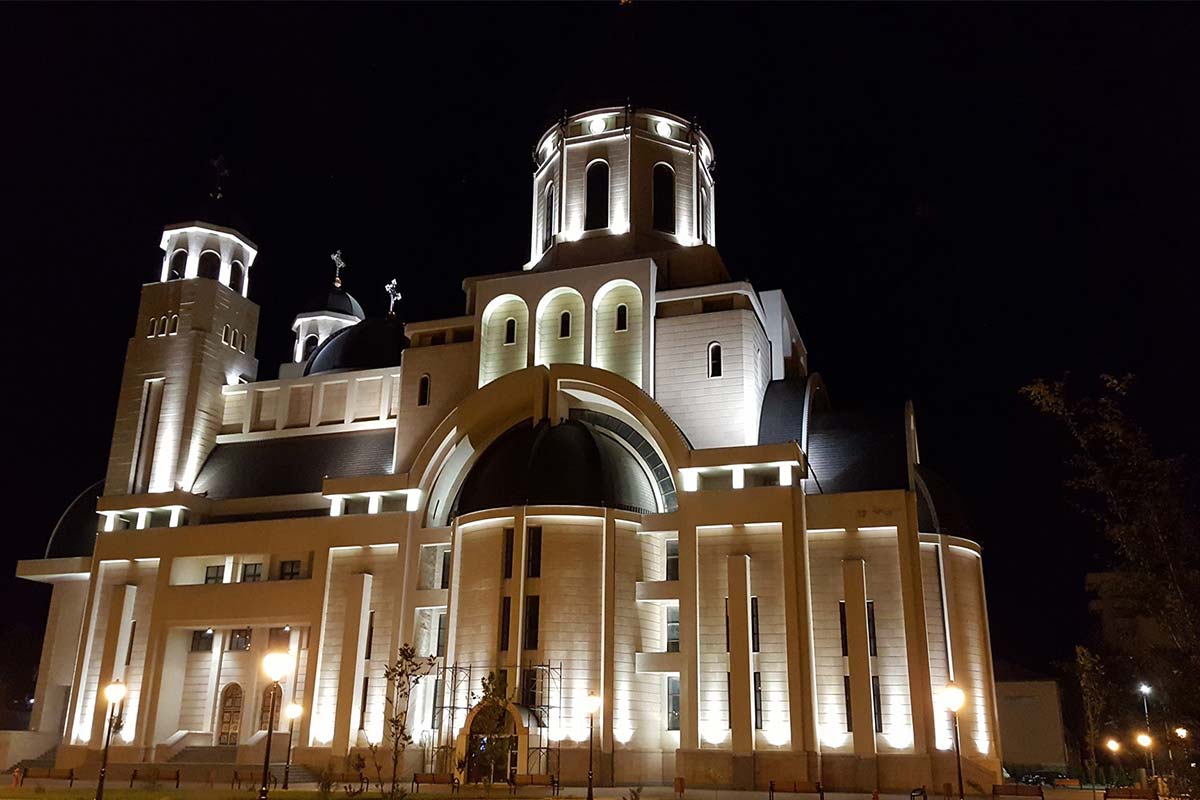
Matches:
[[2, 5, 1198, 710]]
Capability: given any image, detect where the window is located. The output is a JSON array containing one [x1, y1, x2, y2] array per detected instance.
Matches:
[[168, 314, 179, 335], [504, 317, 517, 345], [839, 601, 848, 656], [665, 539, 679, 581], [222, 324, 231, 345], [158, 315, 168, 337], [615, 303, 628, 332], [231, 329, 240, 350], [652, 163, 676, 234], [754, 672, 763, 730], [229, 260, 245, 294], [666, 676, 680, 731], [440, 549, 451, 589], [502, 528, 514, 579], [499, 597, 511, 650], [666, 605, 680, 652], [431, 677, 444, 729], [132, 378, 164, 494], [751, 596, 760, 653], [358, 677, 369, 731], [204, 565, 224, 585], [521, 668, 538, 707], [436, 611, 448, 657], [238, 332, 246, 353], [872, 675, 883, 733], [229, 628, 252, 651], [867, 600, 878, 657], [844, 674, 853, 732], [302, 334, 319, 360], [584, 161, 609, 231], [418, 375, 431, 407], [364, 611, 375, 660], [241, 562, 262, 583], [526, 526, 542, 578], [708, 342, 723, 378], [124, 621, 137, 666], [169, 249, 187, 279], [279, 560, 302, 581], [198, 250, 221, 280], [524, 595, 539, 650], [269, 626, 291, 651], [148, 317, 158, 338], [700, 188, 710, 244], [541, 183, 556, 251], [191, 629, 214, 652], [558, 311, 571, 339]]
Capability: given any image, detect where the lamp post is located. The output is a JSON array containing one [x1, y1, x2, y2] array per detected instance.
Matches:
[[282, 702, 303, 789], [586, 692, 602, 800], [941, 683, 966, 800], [95, 681, 126, 800], [259, 651, 294, 800], [1138, 685, 1156, 776]]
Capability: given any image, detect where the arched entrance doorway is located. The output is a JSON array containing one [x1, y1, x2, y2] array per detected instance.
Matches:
[[259, 684, 283, 731], [218, 684, 243, 745], [466, 703, 518, 784]]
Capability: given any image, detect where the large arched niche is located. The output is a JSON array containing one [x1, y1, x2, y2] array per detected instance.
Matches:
[[479, 293, 530, 388], [591, 279, 643, 386], [413, 365, 686, 527], [533, 286, 585, 367]]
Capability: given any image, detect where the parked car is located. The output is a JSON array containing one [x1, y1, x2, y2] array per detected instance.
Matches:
[[1020, 771, 1069, 786]]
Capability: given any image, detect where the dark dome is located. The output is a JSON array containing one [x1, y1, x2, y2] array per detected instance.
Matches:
[[304, 286, 365, 320], [304, 316, 408, 376], [452, 419, 659, 517], [46, 480, 102, 559]]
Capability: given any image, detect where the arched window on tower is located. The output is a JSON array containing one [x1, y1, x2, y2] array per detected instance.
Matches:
[[417, 374, 431, 407], [222, 324, 230, 345], [652, 163, 676, 234], [559, 310, 571, 339], [158, 316, 168, 337], [302, 334, 319, 361], [615, 303, 628, 332], [148, 317, 158, 338], [584, 161, 609, 231], [700, 187, 710, 244], [541, 183, 556, 252], [229, 260, 245, 294], [168, 315, 179, 335], [232, 329, 240, 350], [169, 249, 188, 279], [708, 342, 723, 378], [238, 332, 246, 353], [198, 250, 221, 280], [504, 317, 517, 345]]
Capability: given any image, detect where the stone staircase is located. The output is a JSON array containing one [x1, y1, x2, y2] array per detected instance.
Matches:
[[167, 745, 238, 764], [7, 745, 57, 773]]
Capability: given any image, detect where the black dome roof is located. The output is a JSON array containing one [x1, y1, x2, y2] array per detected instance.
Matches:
[[46, 480, 102, 559], [452, 419, 659, 517], [303, 286, 365, 320], [304, 316, 408, 376]]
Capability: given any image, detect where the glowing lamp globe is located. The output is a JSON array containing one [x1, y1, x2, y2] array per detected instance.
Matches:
[[1139, 684, 1152, 696], [285, 702, 304, 721], [1175, 727, 1189, 740], [588, 118, 606, 135], [586, 693, 602, 714], [103, 681, 127, 705], [1105, 738, 1120, 753], [1136, 733, 1152, 749], [941, 684, 965, 713], [655, 120, 672, 138], [262, 651, 293, 683]]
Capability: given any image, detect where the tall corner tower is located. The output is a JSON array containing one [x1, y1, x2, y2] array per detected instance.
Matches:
[[103, 221, 260, 498]]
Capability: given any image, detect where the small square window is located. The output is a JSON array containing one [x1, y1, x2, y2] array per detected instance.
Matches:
[[241, 562, 262, 583], [228, 628, 252, 651], [204, 565, 224, 585], [279, 560, 302, 581], [191, 629, 214, 652]]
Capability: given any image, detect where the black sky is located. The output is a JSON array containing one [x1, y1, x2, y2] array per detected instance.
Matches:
[[2, 3, 1198, 708]]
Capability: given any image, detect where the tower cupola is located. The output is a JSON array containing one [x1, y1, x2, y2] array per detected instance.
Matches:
[[279, 251, 367, 378], [159, 221, 258, 296]]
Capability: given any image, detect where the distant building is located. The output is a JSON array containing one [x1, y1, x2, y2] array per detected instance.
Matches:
[[993, 660, 1068, 770], [5, 107, 1002, 791]]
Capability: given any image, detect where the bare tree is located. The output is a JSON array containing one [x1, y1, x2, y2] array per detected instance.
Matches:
[[367, 643, 436, 800]]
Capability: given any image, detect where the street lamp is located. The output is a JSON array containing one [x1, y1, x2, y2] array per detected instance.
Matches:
[[95, 681, 126, 800], [282, 702, 303, 789], [941, 683, 966, 800], [1174, 728, 1189, 740], [586, 692, 602, 800], [259, 651, 294, 800], [1137, 685, 1156, 776], [1106, 739, 1121, 753]]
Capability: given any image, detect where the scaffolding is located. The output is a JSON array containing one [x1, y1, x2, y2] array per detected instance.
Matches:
[[426, 661, 563, 778]]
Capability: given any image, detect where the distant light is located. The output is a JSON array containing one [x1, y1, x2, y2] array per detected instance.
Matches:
[[1136, 733, 1153, 749], [941, 683, 965, 713], [104, 681, 127, 705], [655, 120, 672, 138], [609, 220, 629, 235], [1139, 683, 1152, 695], [588, 118, 606, 135], [205, 627, 214, 635], [285, 702, 304, 721], [263, 651, 294, 683], [1175, 727, 1189, 740], [283, 625, 291, 633], [1105, 738, 1121, 753], [586, 693, 602, 714]]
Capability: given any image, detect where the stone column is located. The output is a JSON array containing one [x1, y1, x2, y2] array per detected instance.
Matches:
[[727, 554, 755, 786], [898, 494, 934, 756], [600, 510, 616, 784], [677, 524, 700, 750], [89, 584, 137, 747], [841, 559, 877, 758], [505, 510, 529, 682], [333, 573, 373, 755], [781, 492, 819, 764]]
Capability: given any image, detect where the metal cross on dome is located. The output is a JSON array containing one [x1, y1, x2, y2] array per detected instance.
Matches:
[[385, 278, 401, 316], [330, 250, 346, 288]]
